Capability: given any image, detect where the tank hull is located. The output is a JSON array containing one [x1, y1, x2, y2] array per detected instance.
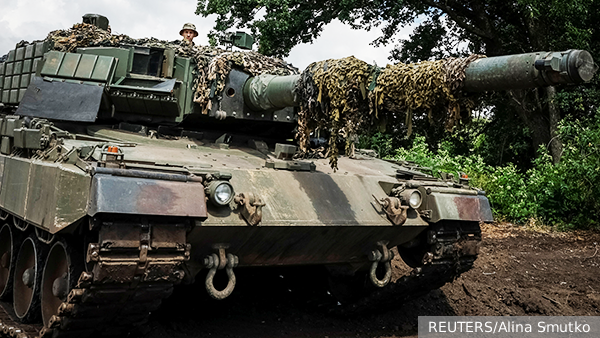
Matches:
[[82, 126, 492, 269], [0, 124, 491, 272]]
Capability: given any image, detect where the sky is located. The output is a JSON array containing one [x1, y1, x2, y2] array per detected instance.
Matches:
[[0, 0, 412, 70]]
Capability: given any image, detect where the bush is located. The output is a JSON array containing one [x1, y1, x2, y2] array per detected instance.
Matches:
[[356, 132, 394, 158], [385, 111, 600, 229], [530, 114, 600, 228]]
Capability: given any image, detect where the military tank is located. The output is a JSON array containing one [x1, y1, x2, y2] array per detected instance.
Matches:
[[0, 14, 596, 338]]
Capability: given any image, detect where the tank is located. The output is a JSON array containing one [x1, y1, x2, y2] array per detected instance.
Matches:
[[0, 15, 596, 337]]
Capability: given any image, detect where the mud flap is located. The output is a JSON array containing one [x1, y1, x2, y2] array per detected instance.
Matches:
[[88, 173, 208, 218], [428, 193, 494, 223]]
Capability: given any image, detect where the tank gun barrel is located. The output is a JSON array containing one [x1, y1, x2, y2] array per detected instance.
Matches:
[[243, 74, 300, 111], [242, 50, 597, 111], [463, 50, 597, 92]]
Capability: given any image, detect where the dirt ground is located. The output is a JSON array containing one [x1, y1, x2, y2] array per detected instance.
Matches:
[[146, 223, 600, 338]]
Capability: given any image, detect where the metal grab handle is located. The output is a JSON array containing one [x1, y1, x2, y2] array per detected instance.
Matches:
[[204, 252, 238, 300], [369, 260, 392, 288]]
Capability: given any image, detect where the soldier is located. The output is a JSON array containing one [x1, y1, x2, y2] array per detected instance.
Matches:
[[180, 23, 198, 45]]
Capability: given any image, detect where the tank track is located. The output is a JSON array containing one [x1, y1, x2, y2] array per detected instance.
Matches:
[[333, 221, 481, 316], [0, 216, 190, 338]]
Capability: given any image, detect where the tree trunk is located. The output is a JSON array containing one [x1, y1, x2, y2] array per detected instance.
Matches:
[[507, 89, 552, 158], [507, 87, 563, 164], [546, 86, 563, 164]]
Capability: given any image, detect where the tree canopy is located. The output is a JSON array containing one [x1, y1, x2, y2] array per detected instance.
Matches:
[[197, 0, 596, 58]]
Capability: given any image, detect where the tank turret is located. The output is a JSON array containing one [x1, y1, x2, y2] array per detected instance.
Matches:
[[2, 30, 595, 126]]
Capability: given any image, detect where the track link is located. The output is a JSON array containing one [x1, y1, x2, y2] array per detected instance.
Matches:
[[0, 217, 190, 338]]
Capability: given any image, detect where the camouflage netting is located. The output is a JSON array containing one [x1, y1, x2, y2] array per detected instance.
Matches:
[[295, 54, 484, 169], [46, 23, 298, 114]]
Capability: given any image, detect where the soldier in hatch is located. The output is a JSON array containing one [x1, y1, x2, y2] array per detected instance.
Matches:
[[180, 23, 198, 45]]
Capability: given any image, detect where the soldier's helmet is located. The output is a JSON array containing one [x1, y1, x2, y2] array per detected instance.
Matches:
[[180, 23, 199, 37]]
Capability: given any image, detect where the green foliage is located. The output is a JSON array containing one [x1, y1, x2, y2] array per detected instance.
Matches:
[[387, 111, 600, 229], [356, 132, 394, 159], [390, 135, 491, 195], [442, 112, 535, 169], [516, 0, 594, 50], [529, 113, 600, 229], [390, 17, 455, 62]]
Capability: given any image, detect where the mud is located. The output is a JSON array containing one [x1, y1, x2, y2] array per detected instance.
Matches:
[[146, 223, 600, 338]]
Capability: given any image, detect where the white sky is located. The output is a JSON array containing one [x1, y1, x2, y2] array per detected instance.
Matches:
[[0, 0, 412, 70]]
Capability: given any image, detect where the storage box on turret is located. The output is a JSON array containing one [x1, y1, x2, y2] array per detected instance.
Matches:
[[6, 50, 15, 62], [25, 44, 34, 59], [15, 47, 25, 61]]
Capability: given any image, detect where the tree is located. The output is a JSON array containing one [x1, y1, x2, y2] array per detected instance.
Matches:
[[196, 0, 599, 165]]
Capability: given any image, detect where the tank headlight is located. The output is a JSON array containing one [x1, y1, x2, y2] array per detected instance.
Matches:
[[207, 181, 234, 206], [409, 190, 422, 209]]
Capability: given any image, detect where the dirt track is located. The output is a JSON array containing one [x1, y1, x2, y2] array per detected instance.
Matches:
[[146, 223, 600, 338]]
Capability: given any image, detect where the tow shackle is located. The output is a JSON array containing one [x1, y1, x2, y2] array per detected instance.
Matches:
[[203, 247, 239, 300], [368, 241, 394, 288]]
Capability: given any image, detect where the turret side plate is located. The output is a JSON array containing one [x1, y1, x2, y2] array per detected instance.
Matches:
[[16, 76, 103, 122]]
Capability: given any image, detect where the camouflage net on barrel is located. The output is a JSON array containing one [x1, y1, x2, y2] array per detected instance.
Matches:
[[46, 23, 298, 114], [295, 54, 483, 169]]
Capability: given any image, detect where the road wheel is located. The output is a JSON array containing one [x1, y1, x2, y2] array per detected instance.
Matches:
[[0, 223, 20, 299], [41, 238, 83, 326], [14, 234, 45, 322]]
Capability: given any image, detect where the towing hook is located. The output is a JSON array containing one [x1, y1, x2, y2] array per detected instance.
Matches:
[[204, 247, 239, 300], [235, 192, 266, 226], [373, 195, 408, 226], [368, 241, 394, 288]]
